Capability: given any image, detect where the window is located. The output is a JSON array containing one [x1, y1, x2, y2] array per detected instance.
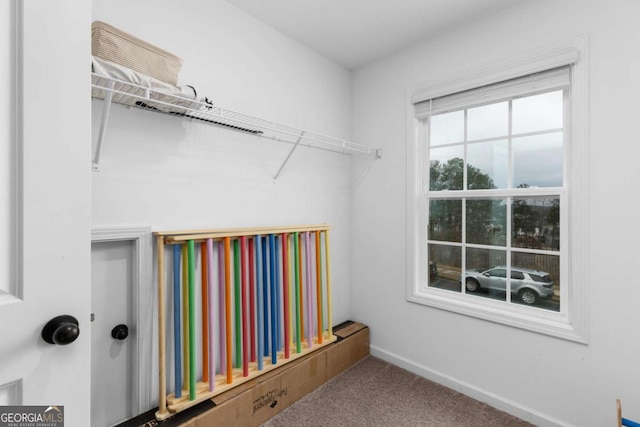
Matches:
[[425, 68, 566, 311], [511, 271, 525, 280], [406, 39, 589, 342]]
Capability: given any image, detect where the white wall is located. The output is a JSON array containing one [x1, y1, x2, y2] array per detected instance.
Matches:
[[351, 1, 640, 426], [91, 0, 354, 323]]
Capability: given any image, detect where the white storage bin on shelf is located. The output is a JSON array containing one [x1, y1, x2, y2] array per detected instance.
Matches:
[[92, 21, 183, 86]]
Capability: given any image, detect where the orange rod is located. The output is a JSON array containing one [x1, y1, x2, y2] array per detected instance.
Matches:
[[282, 233, 290, 358]]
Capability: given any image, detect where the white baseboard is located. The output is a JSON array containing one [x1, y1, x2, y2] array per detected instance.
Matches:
[[369, 345, 573, 427]]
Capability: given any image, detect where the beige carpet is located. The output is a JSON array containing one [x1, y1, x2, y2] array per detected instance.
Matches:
[[261, 356, 534, 427]]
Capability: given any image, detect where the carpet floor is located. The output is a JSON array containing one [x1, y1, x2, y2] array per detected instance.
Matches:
[[261, 356, 534, 427]]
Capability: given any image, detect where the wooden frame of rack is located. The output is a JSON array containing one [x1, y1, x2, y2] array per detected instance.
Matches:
[[154, 224, 336, 420]]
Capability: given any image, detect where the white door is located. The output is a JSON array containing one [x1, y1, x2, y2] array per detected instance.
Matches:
[[91, 241, 133, 427], [0, 1, 91, 426]]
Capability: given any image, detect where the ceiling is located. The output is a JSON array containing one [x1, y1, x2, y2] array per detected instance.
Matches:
[[226, 0, 526, 70]]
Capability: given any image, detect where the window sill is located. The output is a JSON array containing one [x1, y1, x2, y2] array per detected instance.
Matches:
[[408, 287, 586, 343]]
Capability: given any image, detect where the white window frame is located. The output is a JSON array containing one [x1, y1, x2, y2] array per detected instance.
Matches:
[[406, 37, 589, 343]]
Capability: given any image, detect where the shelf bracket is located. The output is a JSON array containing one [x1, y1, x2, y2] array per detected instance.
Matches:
[[273, 131, 305, 181], [92, 80, 115, 171]]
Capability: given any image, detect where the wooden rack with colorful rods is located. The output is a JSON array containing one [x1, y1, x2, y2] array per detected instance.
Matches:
[[154, 225, 335, 420]]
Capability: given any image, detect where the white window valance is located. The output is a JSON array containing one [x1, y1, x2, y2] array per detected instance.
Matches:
[[412, 45, 579, 118], [415, 66, 571, 119]]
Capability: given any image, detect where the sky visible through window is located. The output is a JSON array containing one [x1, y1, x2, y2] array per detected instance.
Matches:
[[430, 90, 563, 190]]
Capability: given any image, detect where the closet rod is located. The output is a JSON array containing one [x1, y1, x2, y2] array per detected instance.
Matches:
[[91, 73, 381, 172]]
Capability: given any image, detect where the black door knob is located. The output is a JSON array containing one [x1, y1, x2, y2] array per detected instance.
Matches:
[[111, 324, 128, 340], [42, 315, 80, 345]]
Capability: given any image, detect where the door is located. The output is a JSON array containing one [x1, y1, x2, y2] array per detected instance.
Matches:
[[0, 1, 91, 426], [485, 268, 507, 292], [91, 240, 133, 427]]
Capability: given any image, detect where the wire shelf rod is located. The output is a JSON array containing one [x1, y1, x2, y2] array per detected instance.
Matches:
[[91, 73, 381, 170]]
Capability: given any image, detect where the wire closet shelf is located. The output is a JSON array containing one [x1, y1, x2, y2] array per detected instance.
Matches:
[[91, 73, 381, 172]]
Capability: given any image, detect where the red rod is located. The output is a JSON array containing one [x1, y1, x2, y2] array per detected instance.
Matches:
[[281, 233, 290, 358]]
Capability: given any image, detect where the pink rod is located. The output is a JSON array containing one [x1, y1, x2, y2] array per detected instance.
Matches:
[[241, 236, 249, 377], [218, 240, 226, 374], [249, 238, 256, 362]]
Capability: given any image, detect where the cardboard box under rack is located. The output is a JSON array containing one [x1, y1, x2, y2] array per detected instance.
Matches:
[[116, 321, 369, 427]]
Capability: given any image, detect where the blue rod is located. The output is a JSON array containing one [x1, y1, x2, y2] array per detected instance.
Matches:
[[275, 235, 282, 350], [269, 234, 277, 365], [623, 418, 640, 427], [262, 236, 270, 357]]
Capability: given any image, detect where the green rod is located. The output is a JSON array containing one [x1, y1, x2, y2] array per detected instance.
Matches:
[[293, 232, 302, 353], [187, 240, 196, 400]]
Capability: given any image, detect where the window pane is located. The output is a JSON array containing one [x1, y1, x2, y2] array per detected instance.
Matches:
[[467, 140, 507, 189], [422, 72, 569, 318], [428, 200, 462, 242], [512, 196, 560, 250], [512, 132, 563, 188], [467, 101, 508, 141], [466, 198, 507, 246], [511, 270, 525, 280], [464, 248, 506, 302], [512, 90, 563, 135], [430, 110, 464, 146], [430, 146, 464, 191], [428, 244, 461, 292], [511, 252, 559, 311]]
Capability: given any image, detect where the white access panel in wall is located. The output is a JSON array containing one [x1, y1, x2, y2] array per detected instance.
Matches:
[[91, 240, 134, 426], [91, 226, 153, 425]]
